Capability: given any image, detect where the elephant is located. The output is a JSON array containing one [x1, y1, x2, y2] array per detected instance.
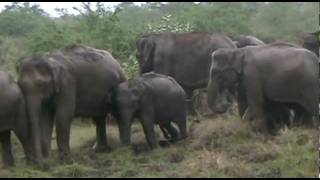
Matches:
[[136, 32, 236, 119], [112, 72, 187, 149], [302, 31, 319, 57], [231, 36, 295, 125], [232, 35, 265, 48], [0, 70, 33, 167], [207, 42, 319, 134], [17, 45, 126, 163]]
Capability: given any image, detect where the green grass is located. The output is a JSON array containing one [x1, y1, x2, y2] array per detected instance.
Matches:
[[0, 113, 318, 178]]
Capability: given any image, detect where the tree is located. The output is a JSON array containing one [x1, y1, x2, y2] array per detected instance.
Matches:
[[0, 2, 50, 36]]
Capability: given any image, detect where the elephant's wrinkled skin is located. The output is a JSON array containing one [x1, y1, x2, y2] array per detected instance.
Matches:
[[207, 42, 319, 134], [113, 72, 187, 149], [17, 45, 126, 163], [232, 35, 265, 48], [0, 71, 33, 167], [136, 32, 236, 117]]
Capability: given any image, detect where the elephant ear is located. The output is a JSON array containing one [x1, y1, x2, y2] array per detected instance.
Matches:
[[130, 79, 145, 97], [130, 78, 153, 104], [46, 57, 63, 95], [137, 36, 155, 74], [231, 49, 245, 75]]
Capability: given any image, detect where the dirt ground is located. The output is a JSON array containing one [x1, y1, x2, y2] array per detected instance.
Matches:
[[0, 112, 318, 178]]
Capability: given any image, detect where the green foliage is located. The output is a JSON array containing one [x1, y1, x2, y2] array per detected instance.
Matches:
[[122, 50, 139, 79], [251, 2, 319, 42], [146, 14, 194, 33], [27, 22, 78, 55], [0, 2, 50, 37], [0, 2, 318, 80]]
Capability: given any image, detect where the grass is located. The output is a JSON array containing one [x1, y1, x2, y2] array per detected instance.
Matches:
[[0, 113, 318, 178]]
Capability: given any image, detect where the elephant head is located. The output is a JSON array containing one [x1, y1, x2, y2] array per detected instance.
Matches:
[[207, 48, 244, 114], [17, 54, 63, 161], [136, 35, 155, 74], [302, 31, 319, 57], [113, 78, 152, 145], [233, 35, 265, 48]]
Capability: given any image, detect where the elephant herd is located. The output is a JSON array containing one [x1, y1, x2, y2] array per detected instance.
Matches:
[[0, 31, 319, 168]]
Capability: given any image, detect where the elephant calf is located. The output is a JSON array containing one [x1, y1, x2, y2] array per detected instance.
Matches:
[[0, 71, 32, 167], [113, 72, 188, 149]]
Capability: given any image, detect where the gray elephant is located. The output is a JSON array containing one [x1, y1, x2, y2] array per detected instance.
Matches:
[[302, 31, 319, 57], [112, 72, 187, 149], [232, 35, 264, 48], [207, 42, 319, 134], [17, 45, 126, 163], [0, 70, 33, 167], [136, 32, 236, 118], [231, 36, 293, 125]]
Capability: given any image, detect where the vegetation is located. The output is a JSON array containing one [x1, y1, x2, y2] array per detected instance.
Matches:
[[0, 112, 317, 178], [0, 2, 318, 78], [0, 2, 318, 177]]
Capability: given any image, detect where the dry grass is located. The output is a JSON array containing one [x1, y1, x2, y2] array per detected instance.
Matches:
[[0, 112, 318, 177]]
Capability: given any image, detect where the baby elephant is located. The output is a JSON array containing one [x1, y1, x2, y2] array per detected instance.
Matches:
[[113, 72, 188, 149], [0, 71, 32, 167]]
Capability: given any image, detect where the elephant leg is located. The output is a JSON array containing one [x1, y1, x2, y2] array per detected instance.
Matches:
[[185, 89, 200, 122], [174, 115, 188, 140], [293, 106, 313, 127], [140, 95, 157, 149], [300, 111, 314, 128], [40, 107, 54, 158], [264, 109, 279, 135], [245, 78, 268, 134], [0, 131, 14, 167], [54, 85, 76, 162], [55, 117, 72, 161], [237, 86, 248, 119], [264, 102, 288, 133], [14, 128, 33, 165], [94, 117, 111, 153], [141, 120, 157, 149], [164, 122, 180, 143], [159, 125, 170, 140], [14, 101, 34, 165], [55, 104, 75, 162], [185, 90, 196, 116]]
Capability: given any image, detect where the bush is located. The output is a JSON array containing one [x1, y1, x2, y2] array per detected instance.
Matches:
[[146, 14, 194, 33]]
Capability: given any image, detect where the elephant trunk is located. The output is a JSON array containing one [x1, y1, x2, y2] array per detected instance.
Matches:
[[118, 114, 132, 146], [25, 96, 43, 163], [207, 80, 230, 114]]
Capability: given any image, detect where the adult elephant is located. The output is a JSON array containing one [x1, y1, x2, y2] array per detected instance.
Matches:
[[231, 35, 291, 125], [0, 70, 33, 167], [207, 42, 319, 134], [302, 31, 319, 57], [17, 45, 126, 163], [136, 32, 236, 118], [232, 35, 264, 48]]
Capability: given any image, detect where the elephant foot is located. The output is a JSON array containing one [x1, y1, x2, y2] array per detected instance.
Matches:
[[203, 112, 217, 118], [159, 140, 171, 148], [28, 159, 50, 171], [94, 144, 112, 153], [36, 162, 50, 171], [132, 143, 151, 155], [58, 152, 74, 165]]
